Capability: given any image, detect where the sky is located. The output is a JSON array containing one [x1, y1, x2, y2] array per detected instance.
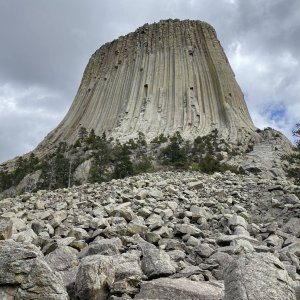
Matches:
[[0, 0, 299, 163]]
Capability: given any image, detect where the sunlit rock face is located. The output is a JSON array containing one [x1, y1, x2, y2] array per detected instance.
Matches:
[[39, 19, 256, 149]]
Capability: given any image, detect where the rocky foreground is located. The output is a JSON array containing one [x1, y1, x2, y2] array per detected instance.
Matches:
[[0, 171, 300, 299]]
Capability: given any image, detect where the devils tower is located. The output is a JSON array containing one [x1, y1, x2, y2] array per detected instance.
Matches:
[[39, 19, 256, 150], [0, 19, 292, 197]]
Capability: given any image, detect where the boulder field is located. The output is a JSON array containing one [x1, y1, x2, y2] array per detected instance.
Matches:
[[0, 170, 299, 299]]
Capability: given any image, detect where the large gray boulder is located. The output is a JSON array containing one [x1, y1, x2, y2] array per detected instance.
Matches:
[[0, 218, 12, 240], [134, 277, 224, 300], [45, 245, 79, 297], [111, 252, 143, 295], [134, 235, 175, 279], [282, 218, 300, 237], [78, 238, 121, 258], [224, 252, 296, 300], [75, 254, 115, 300], [0, 240, 68, 299], [295, 283, 300, 300]]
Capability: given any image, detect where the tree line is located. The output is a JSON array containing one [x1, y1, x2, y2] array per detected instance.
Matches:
[[0, 127, 249, 194]]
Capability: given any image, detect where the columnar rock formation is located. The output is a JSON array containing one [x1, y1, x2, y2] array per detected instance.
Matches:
[[39, 19, 256, 150]]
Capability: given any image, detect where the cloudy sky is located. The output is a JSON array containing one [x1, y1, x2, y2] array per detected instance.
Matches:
[[0, 0, 299, 163]]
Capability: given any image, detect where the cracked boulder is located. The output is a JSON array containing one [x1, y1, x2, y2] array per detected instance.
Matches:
[[134, 277, 224, 300], [0, 240, 68, 300], [224, 252, 296, 300], [75, 254, 115, 300]]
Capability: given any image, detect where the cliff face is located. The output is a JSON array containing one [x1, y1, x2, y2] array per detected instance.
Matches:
[[39, 19, 256, 149]]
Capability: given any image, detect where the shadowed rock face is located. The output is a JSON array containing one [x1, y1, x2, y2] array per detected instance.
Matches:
[[39, 19, 256, 150]]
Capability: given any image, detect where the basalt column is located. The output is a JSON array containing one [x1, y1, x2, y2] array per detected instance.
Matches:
[[39, 19, 256, 149]]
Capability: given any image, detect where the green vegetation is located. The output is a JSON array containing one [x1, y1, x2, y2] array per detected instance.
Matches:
[[88, 133, 111, 183], [112, 143, 134, 179], [37, 142, 75, 190], [283, 124, 300, 185], [294, 124, 300, 150], [0, 153, 39, 192], [160, 132, 188, 168], [151, 133, 168, 145], [0, 127, 241, 194]]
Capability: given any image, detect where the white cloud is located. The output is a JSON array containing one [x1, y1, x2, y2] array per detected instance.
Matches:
[[227, 40, 300, 141], [0, 83, 66, 162], [0, 0, 299, 162]]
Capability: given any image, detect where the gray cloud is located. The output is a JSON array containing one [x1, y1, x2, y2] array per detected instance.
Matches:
[[0, 0, 299, 162]]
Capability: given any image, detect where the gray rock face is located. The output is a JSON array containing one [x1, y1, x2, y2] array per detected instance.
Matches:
[[0, 240, 68, 300], [74, 159, 92, 184], [134, 278, 224, 300], [78, 238, 121, 258], [38, 19, 256, 152], [75, 254, 115, 300], [238, 128, 292, 179], [282, 218, 300, 237], [0, 219, 12, 240], [295, 283, 300, 300], [111, 252, 143, 295], [134, 235, 175, 279], [224, 252, 296, 300], [45, 245, 79, 297]]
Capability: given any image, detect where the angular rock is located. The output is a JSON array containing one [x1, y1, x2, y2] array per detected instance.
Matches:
[[10, 217, 27, 233], [175, 224, 201, 237], [68, 227, 90, 240], [282, 218, 300, 237], [224, 252, 296, 300], [111, 252, 143, 295], [134, 278, 224, 300], [78, 238, 121, 258], [134, 235, 175, 279], [127, 221, 147, 236], [195, 243, 214, 258], [228, 214, 248, 229], [0, 240, 68, 299], [109, 295, 133, 300], [13, 228, 37, 244], [186, 236, 200, 247], [187, 181, 204, 190], [45, 245, 79, 296], [0, 219, 12, 240], [112, 204, 134, 222], [75, 254, 115, 300], [90, 217, 110, 230], [50, 211, 68, 228], [31, 220, 45, 235], [148, 188, 163, 199]]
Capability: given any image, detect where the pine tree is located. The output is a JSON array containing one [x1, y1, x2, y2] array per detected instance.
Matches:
[[293, 124, 300, 150], [113, 143, 134, 179], [283, 124, 300, 185], [160, 131, 188, 168], [78, 126, 88, 143], [87, 129, 97, 147]]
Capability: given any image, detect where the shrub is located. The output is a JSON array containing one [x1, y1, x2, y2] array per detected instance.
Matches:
[[151, 134, 168, 145], [160, 132, 188, 168], [283, 124, 300, 185], [112, 143, 134, 179]]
